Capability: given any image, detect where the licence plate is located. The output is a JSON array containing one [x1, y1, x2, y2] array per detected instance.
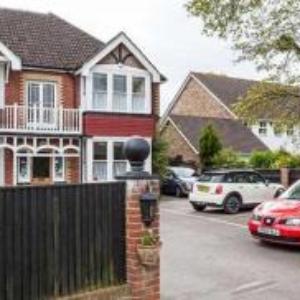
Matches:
[[197, 185, 209, 193], [258, 227, 280, 236]]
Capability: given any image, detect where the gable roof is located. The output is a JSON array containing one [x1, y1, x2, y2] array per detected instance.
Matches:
[[169, 114, 268, 154], [78, 31, 166, 82], [0, 8, 105, 70], [192, 72, 258, 109]]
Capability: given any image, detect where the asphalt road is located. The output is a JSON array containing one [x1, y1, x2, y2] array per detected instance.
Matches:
[[160, 196, 300, 300]]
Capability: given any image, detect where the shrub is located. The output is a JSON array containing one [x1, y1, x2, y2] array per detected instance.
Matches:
[[152, 137, 169, 177], [249, 150, 300, 169], [212, 148, 246, 168], [249, 151, 275, 168], [199, 124, 222, 168]]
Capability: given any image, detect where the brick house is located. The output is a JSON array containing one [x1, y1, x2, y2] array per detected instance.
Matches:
[[0, 8, 165, 186], [161, 72, 268, 165]]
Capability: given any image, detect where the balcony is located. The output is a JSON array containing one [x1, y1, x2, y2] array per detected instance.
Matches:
[[0, 105, 82, 134]]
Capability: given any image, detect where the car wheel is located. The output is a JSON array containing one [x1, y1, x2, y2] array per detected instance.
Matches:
[[223, 195, 242, 214], [175, 186, 182, 198], [191, 203, 206, 212]]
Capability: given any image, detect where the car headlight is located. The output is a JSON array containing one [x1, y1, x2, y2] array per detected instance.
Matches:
[[252, 213, 262, 221], [282, 218, 300, 226]]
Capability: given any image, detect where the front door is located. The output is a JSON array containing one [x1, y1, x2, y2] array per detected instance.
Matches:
[[27, 81, 56, 129], [32, 157, 52, 185]]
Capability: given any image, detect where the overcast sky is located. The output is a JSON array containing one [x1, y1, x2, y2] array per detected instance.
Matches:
[[1, 0, 265, 113]]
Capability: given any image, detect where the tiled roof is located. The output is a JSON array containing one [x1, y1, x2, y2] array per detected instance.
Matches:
[[192, 72, 257, 108], [170, 114, 268, 154], [0, 8, 105, 70]]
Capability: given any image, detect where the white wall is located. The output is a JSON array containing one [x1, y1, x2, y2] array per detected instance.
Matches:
[[250, 122, 300, 153]]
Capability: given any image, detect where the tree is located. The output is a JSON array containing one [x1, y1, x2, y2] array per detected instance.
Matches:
[[152, 137, 169, 177], [185, 0, 300, 124], [199, 124, 222, 168]]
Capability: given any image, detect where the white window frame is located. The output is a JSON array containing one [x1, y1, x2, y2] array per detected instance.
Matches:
[[87, 65, 151, 114], [92, 141, 109, 181], [112, 141, 128, 178], [258, 121, 267, 136], [26, 81, 57, 108], [17, 156, 31, 183], [92, 73, 108, 110], [26, 81, 58, 128], [87, 136, 152, 182], [53, 156, 65, 182]]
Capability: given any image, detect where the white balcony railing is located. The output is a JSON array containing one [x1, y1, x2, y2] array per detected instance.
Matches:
[[0, 105, 82, 134]]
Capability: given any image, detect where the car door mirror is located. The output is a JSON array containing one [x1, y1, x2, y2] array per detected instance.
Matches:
[[265, 179, 270, 186]]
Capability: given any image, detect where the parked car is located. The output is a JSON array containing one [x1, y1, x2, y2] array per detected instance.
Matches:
[[161, 166, 199, 197], [189, 169, 285, 214], [248, 180, 300, 246]]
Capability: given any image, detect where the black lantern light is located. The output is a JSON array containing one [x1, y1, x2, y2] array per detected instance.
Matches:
[[140, 188, 157, 227]]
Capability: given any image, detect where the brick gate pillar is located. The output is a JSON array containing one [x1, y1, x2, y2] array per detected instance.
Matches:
[[118, 137, 161, 300], [126, 179, 160, 300]]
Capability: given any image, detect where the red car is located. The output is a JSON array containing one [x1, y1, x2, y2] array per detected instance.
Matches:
[[248, 180, 300, 246]]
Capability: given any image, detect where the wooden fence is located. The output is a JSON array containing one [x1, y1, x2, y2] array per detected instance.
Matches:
[[0, 182, 126, 300]]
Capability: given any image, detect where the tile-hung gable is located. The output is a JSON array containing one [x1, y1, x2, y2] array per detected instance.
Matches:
[[192, 72, 257, 109], [0, 8, 104, 70]]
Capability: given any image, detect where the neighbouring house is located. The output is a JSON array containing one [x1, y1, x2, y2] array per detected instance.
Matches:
[[160, 72, 270, 165], [0, 8, 165, 186]]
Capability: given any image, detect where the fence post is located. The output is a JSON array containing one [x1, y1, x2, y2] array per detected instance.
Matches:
[[280, 167, 290, 188], [118, 138, 161, 300]]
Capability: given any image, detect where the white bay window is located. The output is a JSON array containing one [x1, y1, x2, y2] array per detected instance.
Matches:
[[113, 75, 127, 112], [92, 73, 107, 110], [113, 142, 127, 177], [88, 137, 152, 182], [89, 65, 151, 113], [93, 142, 108, 181], [132, 77, 146, 113]]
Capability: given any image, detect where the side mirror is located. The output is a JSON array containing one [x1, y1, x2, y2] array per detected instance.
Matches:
[[265, 179, 270, 186], [274, 188, 285, 199]]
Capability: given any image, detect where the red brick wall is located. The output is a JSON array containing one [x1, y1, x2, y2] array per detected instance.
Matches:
[[5, 149, 13, 186], [5, 71, 22, 105], [5, 70, 77, 108], [83, 113, 156, 137]]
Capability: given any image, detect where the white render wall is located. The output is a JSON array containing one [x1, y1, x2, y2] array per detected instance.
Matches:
[[250, 122, 300, 153]]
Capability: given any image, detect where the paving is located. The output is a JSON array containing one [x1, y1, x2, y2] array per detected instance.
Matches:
[[160, 196, 300, 300]]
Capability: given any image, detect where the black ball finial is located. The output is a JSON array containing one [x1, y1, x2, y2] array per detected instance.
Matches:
[[124, 137, 150, 172]]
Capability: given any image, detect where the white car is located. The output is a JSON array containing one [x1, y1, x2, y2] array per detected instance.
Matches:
[[189, 170, 285, 214]]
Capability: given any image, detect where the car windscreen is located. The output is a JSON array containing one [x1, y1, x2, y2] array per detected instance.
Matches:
[[281, 182, 300, 200], [198, 173, 224, 183], [171, 167, 195, 177]]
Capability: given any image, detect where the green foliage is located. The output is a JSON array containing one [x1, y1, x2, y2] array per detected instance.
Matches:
[[140, 230, 159, 246], [199, 124, 222, 168], [212, 148, 246, 168], [249, 150, 300, 168], [152, 137, 169, 177], [186, 0, 300, 125], [249, 151, 275, 168]]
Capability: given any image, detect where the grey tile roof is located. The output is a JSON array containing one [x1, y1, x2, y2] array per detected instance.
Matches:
[[170, 114, 268, 154], [0, 8, 105, 70], [192, 72, 257, 108]]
